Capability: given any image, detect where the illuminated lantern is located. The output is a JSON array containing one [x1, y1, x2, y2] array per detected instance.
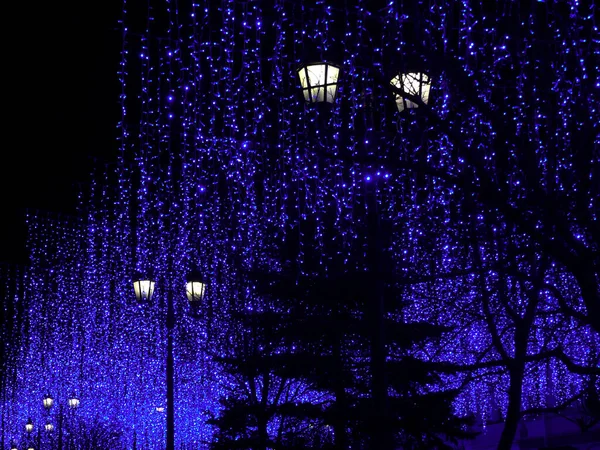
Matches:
[[45, 422, 54, 432], [133, 273, 155, 303], [26, 419, 33, 433], [10, 443, 17, 450], [156, 406, 165, 412], [186, 271, 206, 304], [28, 447, 34, 450], [390, 72, 431, 112], [43, 394, 53, 409], [68, 396, 80, 409], [297, 62, 340, 103]]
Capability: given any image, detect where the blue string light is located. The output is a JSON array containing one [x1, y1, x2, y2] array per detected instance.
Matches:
[[2, 0, 598, 448]]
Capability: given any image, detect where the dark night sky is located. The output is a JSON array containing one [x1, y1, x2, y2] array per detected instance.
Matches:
[[1, 2, 122, 265]]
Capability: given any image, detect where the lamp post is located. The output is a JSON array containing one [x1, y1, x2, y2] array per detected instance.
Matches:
[[42, 394, 56, 449], [364, 179, 391, 450], [25, 394, 79, 450], [298, 60, 431, 450], [133, 270, 206, 450], [301, 64, 390, 446], [66, 395, 79, 450], [23, 418, 34, 450], [299, 61, 390, 448]]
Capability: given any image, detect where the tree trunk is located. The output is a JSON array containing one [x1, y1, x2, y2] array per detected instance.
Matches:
[[497, 365, 525, 450], [257, 371, 270, 450], [257, 416, 268, 450]]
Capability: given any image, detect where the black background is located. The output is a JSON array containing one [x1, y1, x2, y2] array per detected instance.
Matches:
[[1, 1, 122, 264]]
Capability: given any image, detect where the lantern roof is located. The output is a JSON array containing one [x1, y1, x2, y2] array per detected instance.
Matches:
[[186, 270, 205, 283], [133, 270, 155, 281]]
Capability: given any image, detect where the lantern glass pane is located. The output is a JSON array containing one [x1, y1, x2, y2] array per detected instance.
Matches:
[[43, 397, 53, 408], [326, 65, 339, 103], [391, 72, 430, 112], [421, 74, 431, 104], [298, 63, 339, 103], [298, 68, 310, 102], [69, 398, 80, 408], [298, 68, 308, 89], [404, 73, 421, 96], [306, 64, 327, 89], [186, 281, 205, 302], [134, 279, 155, 302], [326, 85, 336, 103], [326, 65, 339, 85], [312, 86, 325, 103], [307, 64, 326, 103]]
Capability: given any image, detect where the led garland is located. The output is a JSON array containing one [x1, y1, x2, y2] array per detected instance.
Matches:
[[2, 0, 598, 448]]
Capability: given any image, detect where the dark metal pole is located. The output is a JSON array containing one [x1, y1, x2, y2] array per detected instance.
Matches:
[[166, 287, 175, 450], [165, 55, 183, 449], [363, 90, 391, 448], [58, 403, 63, 450], [366, 182, 391, 450], [1, 377, 5, 450]]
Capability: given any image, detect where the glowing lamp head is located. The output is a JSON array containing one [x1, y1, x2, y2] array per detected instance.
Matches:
[[133, 273, 155, 303], [43, 394, 53, 409], [68, 396, 80, 409], [156, 406, 165, 412], [186, 271, 206, 304], [390, 72, 431, 112], [28, 447, 34, 450], [297, 62, 340, 103], [45, 422, 53, 432], [26, 419, 33, 433]]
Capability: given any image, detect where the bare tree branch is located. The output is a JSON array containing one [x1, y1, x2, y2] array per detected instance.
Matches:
[[521, 391, 586, 417]]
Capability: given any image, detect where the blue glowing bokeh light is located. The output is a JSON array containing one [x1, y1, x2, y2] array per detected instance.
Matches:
[[1, 0, 598, 448]]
